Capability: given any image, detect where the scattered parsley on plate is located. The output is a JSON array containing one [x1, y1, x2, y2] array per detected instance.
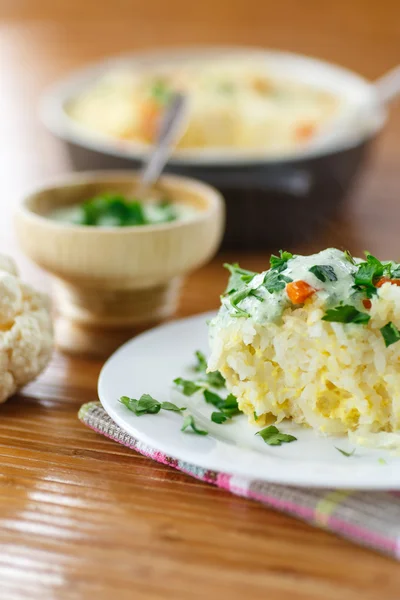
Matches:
[[120, 394, 185, 415], [203, 390, 240, 418], [335, 447, 356, 457], [193, 350, 225, 388], [181, 415, 208, 436], [211, 412, 229, 424], [256, 425, 297, 446], [173, 378, 204, 396]]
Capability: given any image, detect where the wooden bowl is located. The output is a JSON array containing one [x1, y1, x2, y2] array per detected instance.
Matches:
[[15, 171, 225, 357]]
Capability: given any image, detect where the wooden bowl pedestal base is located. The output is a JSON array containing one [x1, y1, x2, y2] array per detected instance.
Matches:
[[53, 278, 182, 357]]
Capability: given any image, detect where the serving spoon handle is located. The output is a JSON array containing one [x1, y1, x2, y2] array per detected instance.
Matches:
[[374, 65, 400, 105], [136, 93, 188, 197]]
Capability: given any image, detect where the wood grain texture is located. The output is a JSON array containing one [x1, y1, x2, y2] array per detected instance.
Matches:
[[1, 1, 400, 598]]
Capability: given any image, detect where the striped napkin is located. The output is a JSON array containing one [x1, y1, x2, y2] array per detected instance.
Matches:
[[79, 401, 400, 559]]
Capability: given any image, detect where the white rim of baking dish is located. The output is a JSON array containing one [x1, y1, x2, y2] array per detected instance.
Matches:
[[40, 46, 387, 167]]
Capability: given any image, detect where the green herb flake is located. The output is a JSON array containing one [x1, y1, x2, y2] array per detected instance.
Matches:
[[221, 393, 239, 411], [253, 412, 259, 421], [223, 263, 257, 294], [160, 402, 186, 412], [203, 390, 240, 416], [309, 265, 337, 283], [378, 457, 387, 465], [203, 389, 223, 405], [344, 250, 356, 265], [263, 271, 292, 293], [75, 193, 177, 227], [173, 378, 203, 396], [256, 425, 297, 446], [322, 305, 371, 325], [193, 351, 225, 388], [354, 252, 385, 289], [149, 79, 172, 104], [194, 350, 208, 373], [390, 264, 400, 278], [270, 250, 293, 273], [380, 322, 400, 347], [119, 394, 161, 415], [228, 288, 252, 318], [335, 447, 356, 457], [211, 412, 229, 424], [203, 389, 225, 408], [206, 370, 226, 388], [181, 415, 208, 436]]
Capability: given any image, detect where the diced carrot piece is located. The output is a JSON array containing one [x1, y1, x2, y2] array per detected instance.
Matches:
[[363, 299, 372, 309], [295, 123, 316, 142], [286, 280, 316, 304], [252, 77, 273, 94], [376, 277, 400, 288]]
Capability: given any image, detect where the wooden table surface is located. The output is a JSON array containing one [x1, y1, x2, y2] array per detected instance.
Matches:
[[1, 2, 400, 598]]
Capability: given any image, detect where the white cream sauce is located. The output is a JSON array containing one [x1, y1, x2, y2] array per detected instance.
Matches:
[[216, 248, 360, 326], [48, 201, 198, 226]]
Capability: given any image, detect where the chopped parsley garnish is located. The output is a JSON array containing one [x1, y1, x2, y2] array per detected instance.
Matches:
[[228, 289, 251, 317], [228, 287, 264, 318], [205, 370, 226, 389], [354, 252, 384, 287], [193, 351, 225, 388], [120, 394, 186, 415], [344, 250, 356, 265], [223, 263, 257, 294], [352, 252, 393, 298], [335, 447, 356, 457], [181, 415, 208, 436], [223, 255, 294, 318], [390, 264, 400, 278], [256, 425, 297, 446], [73, 193, 177, 227], [380, 322, 400, 347], [263, 271, 292, 293], [211, 412, 229, 424], [203, 390, 240, 417], [173, 378, 204, 396], [270, 250, 293, 273], [160, 402, 186, 412], [322, 305, 371, 325], [194, 350, 207, 373], [309, 265, 337, 283], [223, 264, 263, 317], [120, 394, 161, 415], [149, 79, 172, 104]]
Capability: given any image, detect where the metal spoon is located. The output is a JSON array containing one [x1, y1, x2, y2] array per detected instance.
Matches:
[[374, 65, 400, 105], [136, 92, 188, 197]]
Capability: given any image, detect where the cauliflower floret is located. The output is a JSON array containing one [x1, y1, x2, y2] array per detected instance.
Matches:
[[0, 255, 53, 403]]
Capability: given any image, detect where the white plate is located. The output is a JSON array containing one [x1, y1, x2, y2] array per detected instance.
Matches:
[[98, 311, 400, 489]]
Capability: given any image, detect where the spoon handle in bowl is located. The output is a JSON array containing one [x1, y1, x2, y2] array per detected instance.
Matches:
[[374, 65, 400, 105], [137, 93, 188, 196]]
